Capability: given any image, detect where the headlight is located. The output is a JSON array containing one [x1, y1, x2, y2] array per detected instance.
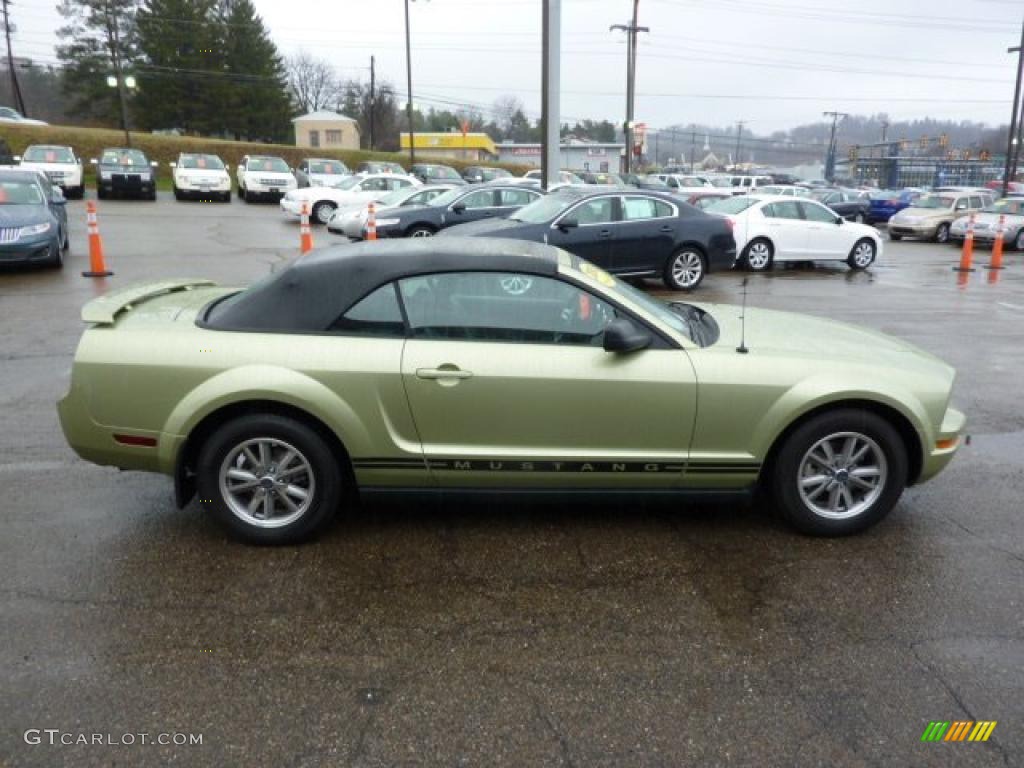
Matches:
[[19, 222, 51, 238], [100, 171, 112, 180], [375, 218, 401, 226]]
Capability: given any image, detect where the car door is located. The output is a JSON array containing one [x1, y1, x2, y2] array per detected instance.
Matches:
[[546, 195, 618, 269], [397, 271, 697, 488], [760, 200, 808, 261], [352, 176, 389, 203], [614, 195, 678, 273], [446, 188, 501, 226], [798, 200, 847, 258]]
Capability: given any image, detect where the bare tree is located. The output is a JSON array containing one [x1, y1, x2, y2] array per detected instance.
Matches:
[[492, 95, 525, 135], [286, 50, 339, 113]]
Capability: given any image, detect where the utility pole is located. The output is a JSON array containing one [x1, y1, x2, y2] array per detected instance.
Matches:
[[690, 130, 696, 172], [541, 0, 561, 190], [880, 120, 889, 143], [733, 120, 746, 169], [2, 0, 26, 116], [610, 0, 647, 174], [403, 0, 416, 164], [368, 55, 375, 151], [1006, 19, 1024, 194], [823, 110, 849, 181]]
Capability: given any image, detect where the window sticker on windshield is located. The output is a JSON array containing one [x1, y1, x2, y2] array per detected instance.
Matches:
[[578, 261, 617, 287], [197, 157, 207, 168], [45, 151, 56, 162]]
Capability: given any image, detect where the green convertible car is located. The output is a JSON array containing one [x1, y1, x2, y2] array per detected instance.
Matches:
[[58, 239, 965, 544]]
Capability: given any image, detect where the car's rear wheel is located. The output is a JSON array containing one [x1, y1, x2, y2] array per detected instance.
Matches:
[[934, 223, 950, 244], [312, 201, 336, 225], [221, 191, 231, 203], [772, 409, 907, 536], [663, 247, 706, 291], [742, 238, 773, 271], [196, 414, 343, 544], [1014, 229, 1024, 251], [407, 225, 435, 238], [847, 238, 876, 270], [97, 187, 107, 200]]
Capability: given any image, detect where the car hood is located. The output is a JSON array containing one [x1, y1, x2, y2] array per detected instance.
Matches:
[[693, 303, 952, 377], [0, 205, 50, 227], [438, 218, 529, 237], [893, 206, 951, 219]]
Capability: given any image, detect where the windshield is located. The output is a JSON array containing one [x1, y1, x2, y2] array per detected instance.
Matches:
[[705, 196, 758, 214], [986, 199, 1024, 215], [915, 195, 954, 210], [708, 177, 733, 188], [424, 166, 461, 179], [509, 191, 577, 223], [249, 156, 290, 172], [23, 146, 75, 163], [180, 154, 225, 170], [309, 160, 347, 174], [482, 168, 511, 180], [101, 149, 148, 167], [426, 187, 470, 208], [335, 175, 362, 190], [0, 180, 44, 205]]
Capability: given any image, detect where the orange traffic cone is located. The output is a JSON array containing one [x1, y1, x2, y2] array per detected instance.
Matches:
[[366, 201, 377, 241], [986, 213, 1005, 271], [953, 212, 975, 273], [299, 201, 314, 254], [82, 200, 113, 277]]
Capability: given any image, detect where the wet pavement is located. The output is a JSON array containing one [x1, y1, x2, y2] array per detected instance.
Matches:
[[2, 196, 1022, 767]]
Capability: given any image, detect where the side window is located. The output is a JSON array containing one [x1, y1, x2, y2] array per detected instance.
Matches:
[[773, 200, 803, 220], [398, 272, 617, 346], [499, 188, 536, 207], [800, 201, 836, 223], [459, 189, 496, 209], [388, 178, 411, 191], [329, 284, 405, 337], [954, 197, 969, 211], [622, 196, 672, 221], [761, 203, 776, 218], [407, 189, 433, 205], [567, 196, 616, 225], [968, 196, 982, 209]]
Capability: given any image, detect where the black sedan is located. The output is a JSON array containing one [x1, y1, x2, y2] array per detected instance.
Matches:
[[410, 163, 466, 185], [92, 147, 158, 200], [0, 168, 69, 268], [462, 166, 512, 183], [439, 188, 736, 291], [811, 188, 870, 222], [368, 185, 544, 239]]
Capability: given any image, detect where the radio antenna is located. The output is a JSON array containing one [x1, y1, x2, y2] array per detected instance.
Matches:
[[736, 276, 750, 354]]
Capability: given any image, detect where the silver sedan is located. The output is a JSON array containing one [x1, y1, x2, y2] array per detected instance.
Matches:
[[326, 184, 459, 239], [950, 197, 1024, 249]]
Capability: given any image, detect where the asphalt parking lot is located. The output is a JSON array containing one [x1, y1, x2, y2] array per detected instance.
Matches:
[[2, 195, 1023, 767]]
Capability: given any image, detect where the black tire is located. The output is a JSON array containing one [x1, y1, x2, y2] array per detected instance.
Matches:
[[889, 232, 902, 241], [847, 238, 876, 270], [1014, 229, 1024, 251], [47, 240, 63, 269], [97, 187, 107, 200], [934, 223, 950, 244], [221, 191, 232, 203], [69, 185, 84, 200], [662, 247, 706, 291], [771, 408, 908, 536], [406, 224, 435, 238], [742, 237, 773, 271], [243, 189, 256, 204], [195, 413, 344, 545], [61, 226, 70, 252], [173, 186, 182, 201], [311, 201, 336, 226], [236, 184, 244, 199]]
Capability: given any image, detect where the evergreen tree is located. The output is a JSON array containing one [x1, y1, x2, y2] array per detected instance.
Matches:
[[133, 0, 221, 133], [216, 0, 291, 142], [56, 0, 140, 124]]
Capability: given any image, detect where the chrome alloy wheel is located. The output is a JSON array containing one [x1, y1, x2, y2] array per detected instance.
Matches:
[[851, 240, 875, 267], [671, 250, 704, 288], [218, 438, 315, 528], [797, 432, 888, 520], [410, 228, 433, 237], [746, 241, 772, 269]]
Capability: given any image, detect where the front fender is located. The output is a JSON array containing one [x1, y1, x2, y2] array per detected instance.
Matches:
[[156, 364, 371, 473]]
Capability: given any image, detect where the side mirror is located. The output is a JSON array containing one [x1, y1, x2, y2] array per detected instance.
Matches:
[[603, 318, 652, 354], [835, 217, 844, 225], [51, 191, 66, 205], [451, 201, 467, 214], [558, 216, 579, 231]]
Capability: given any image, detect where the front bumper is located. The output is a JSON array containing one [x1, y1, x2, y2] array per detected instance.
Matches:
[[918, 406, 966, 484], [0, 233, 57, 264], [99, 177, 155, 196], [888, 221, 938, 238], [279, 198, 309, 217]]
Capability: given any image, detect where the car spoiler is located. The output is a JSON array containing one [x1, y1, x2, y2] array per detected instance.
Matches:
[[81, 279, 216, 325]]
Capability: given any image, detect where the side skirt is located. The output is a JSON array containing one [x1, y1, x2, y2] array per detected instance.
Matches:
[[358, 486, 754, 505]]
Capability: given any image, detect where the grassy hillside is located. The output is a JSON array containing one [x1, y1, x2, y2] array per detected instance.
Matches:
[[0, 123, 531, 180]]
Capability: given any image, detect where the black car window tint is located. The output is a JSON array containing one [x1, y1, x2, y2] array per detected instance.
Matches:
[[800, 202, 834, 222], [329, 283, 405, 336], [462, 190, 495, 209], [776, 200, 804, 220], [572, 197, 615, 225], [500, 188, 534, 206], [398, 273, 617, 346]]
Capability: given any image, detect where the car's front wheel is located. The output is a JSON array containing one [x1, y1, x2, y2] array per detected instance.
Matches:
[[847, 238, 876, 270], [312, 201, 336, 225], [663, 247, 706, 291], [407, 225, 435, 238], [934, 223, 950, 244], [889, 232, 901, 241], [772, 409, 907, 536], [196, 414, 343, 544], [1014, 229, 1024, 251], [742, 238, 773, 271]]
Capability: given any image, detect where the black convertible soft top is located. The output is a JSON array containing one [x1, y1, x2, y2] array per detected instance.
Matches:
[[203, 237, 563, 332]]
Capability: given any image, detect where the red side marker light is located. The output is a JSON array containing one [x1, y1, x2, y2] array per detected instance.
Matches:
[[113, 434, 158, 447]]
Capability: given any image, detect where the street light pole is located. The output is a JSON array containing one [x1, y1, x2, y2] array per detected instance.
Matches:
[[541, 0, 561, 190], [823, 111, 849, 181], [107, 74, 135, 147], [733, 121, 745, 169], [404, 0, 416, 165], [1004, 19, 1024, 195]]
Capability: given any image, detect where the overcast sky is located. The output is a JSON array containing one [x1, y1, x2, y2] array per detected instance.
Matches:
[[11, 0, 1022, 132]]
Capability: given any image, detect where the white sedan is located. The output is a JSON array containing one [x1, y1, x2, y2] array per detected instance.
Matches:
[[0, 106, 47, 126], [170, 153, 232, 202], [327, 183, 460, 237], [280, 173, 421, 224], [706, 195, 883, 271]]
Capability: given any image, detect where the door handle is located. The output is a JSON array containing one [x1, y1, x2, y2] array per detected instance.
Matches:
[[597, 230, 612, 239], [416, 366, 474, 380], [659, 225, 673, 233]]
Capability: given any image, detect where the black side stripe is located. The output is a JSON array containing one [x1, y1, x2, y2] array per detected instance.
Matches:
[[352, 458, 761, 474]]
